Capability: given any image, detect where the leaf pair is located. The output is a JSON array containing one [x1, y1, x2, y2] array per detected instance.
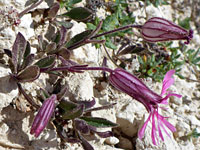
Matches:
[[59, 99, 118, 128], [10, 33, 40, 82]]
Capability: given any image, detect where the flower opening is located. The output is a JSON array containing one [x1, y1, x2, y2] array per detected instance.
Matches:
[[109, 68, 181, 145]]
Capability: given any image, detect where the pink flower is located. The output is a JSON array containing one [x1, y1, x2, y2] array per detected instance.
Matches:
[[109, 69, 181, 145], [141, 17, 193, 44], [30, 94, 57, 137]]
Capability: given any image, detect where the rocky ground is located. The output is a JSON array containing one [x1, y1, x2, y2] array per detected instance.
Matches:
[[0, 0, 200, 150]]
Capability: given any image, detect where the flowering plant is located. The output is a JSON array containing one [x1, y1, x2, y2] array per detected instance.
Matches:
[[63, 65, 181, 145]]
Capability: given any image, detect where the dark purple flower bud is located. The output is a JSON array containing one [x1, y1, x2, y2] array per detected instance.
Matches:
[[30, 94, 57, 137], [141, 17, 193, 44], [109, 68, 181, 145]]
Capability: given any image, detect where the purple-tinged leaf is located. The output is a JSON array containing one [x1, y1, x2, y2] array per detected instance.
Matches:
[[63, 7, 93, 21], [54, 121, 80, 143], [77, 131, 94, 150], [75, 98, 96, 110], [45, 24, 57, 42], [24, 41, 31, 59], [96, 131, 113, 138], [12, 32, 27, 73], [59, 100, 77, 111], [59, 56, 79, 66], [34, 55, 56, 70], [56, 86, 68, 101], [45, 71, 64, 77], [45, 42, 57, 54], [3, 49, 12, 58], [116, 45, 145, 56], [58, 47, 71, 60], [58, 26, 67, 48], [80, 117, 118, 128], [62, 104, 84, 120], [85, 103, 116, 113], [66, 30, 92, 50], [56, 21, 73, 29], [40, 88, 50, 100], [20, 54, 35, 70], [52, 78, 62, 94], [47, 2, 60, 18], [16, 65, 40, 82], [74, 119, 90, 135]]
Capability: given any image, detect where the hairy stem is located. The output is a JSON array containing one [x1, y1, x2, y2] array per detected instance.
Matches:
[[91, 25, 142, 39], [49, 66, 114, 73], [17, 83, 40, 109]]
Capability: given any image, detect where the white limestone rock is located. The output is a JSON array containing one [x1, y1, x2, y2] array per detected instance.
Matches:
[[187, 115, 200, 127], [116, 98, 146, 137], [0, 65, 18, 111], [146, 4, 173, 20], [68, 20, 99, 64], [105, 136, 119, 145], [18, 14, 35, 39], [176, 121, 190, 137], [64, 72, 94, 100]]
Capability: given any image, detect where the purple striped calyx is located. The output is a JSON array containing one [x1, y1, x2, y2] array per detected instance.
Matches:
[[30, 94, 57, 137], [142, 17, 193, 44]]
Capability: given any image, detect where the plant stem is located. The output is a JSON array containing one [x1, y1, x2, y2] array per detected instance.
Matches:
[[17, 83, 40, 109], [91, 24, 142, 39], [49, 66, 114, 73], [103, 44, 120, 68], [18, 0, 44, 18]]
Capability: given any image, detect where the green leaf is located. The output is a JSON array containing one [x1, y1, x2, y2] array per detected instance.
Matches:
[[62, 104, 84, 119], [178, 17, 190, 30], [58, 47, 71, 60], [46, 2, 60, 19], [34, 55, 56, 69], [66, 30, 92, 49], [192, 57, 200, 64], [40, 88, 50, 100], [105, 38, 117, 50], [69, 0, 82, 5], [63, 7, 93, 21], [80, 117, 118, 128], [24, 41, 31, 60], [102, 14, 119, 31], [56, 21, 73, 29], [59, 100, 78, 111], [45, 42, 57, 53], [16, 65, 40, 82], [138, 56, 144, 65], [86, 23, 97, 30]]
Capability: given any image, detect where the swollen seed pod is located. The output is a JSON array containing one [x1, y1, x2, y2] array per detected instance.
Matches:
[[141, 17, 193, 44]]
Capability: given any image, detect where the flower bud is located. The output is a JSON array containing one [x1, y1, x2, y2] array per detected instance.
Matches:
[[141, 17, 193, 44], [30, 94, 56, 137]]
